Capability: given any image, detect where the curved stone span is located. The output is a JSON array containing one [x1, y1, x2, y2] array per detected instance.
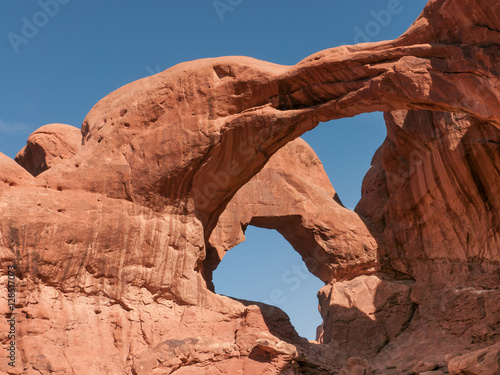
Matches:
[[0, 0, 499, 373], [35, 0, 499, 237], [208, 137, 378, 285]]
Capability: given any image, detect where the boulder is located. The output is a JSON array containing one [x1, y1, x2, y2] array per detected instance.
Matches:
[[15, 123, 81, 176]]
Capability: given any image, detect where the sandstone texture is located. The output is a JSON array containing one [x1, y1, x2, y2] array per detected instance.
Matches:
[[14, 123, 81, 177], [354, 109, 500, 373], [0, 152, 33, 189], [317, 275, 415, 359], [448, 342, 500, 375], [0, 0, 499, 373]]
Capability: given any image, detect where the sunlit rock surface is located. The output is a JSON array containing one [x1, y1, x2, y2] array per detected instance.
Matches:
[[0, 0, 499, 373], [14, 123, 81, 177]]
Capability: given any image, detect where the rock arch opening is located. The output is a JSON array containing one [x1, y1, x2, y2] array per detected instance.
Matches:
[[212, 226, 324, 340], [205, 128, 383, 340]]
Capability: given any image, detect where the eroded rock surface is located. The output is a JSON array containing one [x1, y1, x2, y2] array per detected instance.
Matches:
[[317, 275, 415, 358], [0, 151, 33, 188], [448, 342, 500, 375], [14, 123, 81, 177], [0, 0, 499, 373], [355, 109, 500, 373]]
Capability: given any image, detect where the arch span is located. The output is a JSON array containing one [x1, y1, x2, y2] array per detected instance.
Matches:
[[207, 137, 378, 285], [36, 0, 499, 242]]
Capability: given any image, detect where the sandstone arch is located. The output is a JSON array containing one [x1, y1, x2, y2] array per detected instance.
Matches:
[[207, 137, 378, 285], [1, 0, 499, 373]]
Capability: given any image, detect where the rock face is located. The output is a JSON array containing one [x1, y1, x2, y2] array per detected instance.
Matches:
[[0, 152, 33, 188], [448, 342, 500, 375], [352, 109, 500, 373], [0, 0, 499, 373], [317, 275, 416, 358], [14, 123, 81, 177]]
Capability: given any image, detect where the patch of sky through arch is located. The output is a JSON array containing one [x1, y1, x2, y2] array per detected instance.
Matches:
[[213, 226, 325, 340], [302, 112, 388, 210]]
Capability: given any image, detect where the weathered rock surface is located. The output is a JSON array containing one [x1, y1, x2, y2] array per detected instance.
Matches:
[[317, 274, 415, 359], [338, 357, 369, 375], [0, 0, 499, 373], [356, 109, 500, 373], [14, 123, 81, 177], [448, 342, 500, 375], [357, 110, 500, 277], [0, 151, 33, 188]]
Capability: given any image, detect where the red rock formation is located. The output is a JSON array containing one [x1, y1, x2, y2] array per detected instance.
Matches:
[[0, 151, 33, 188], [317, 275, 415, 358], [208, 137, 378, 285], [448, 342, 500, 375], [353, 109, 500, 373], [0, 0, 498, 373], [14, 123, 81, 177]]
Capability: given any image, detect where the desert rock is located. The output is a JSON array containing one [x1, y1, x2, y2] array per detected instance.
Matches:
[[14, 123, 81, 177], [448, 342, 500, 375], [0, 0, 499, 373]]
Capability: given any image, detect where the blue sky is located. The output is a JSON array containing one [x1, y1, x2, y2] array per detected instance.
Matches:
[[1, 1, 427, 339]]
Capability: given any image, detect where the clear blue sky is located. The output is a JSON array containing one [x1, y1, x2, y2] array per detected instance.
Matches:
[[0, 1, 427, 339]]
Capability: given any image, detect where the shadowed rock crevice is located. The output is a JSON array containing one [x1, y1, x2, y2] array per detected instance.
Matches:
[[14, 123, 81, 177]]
